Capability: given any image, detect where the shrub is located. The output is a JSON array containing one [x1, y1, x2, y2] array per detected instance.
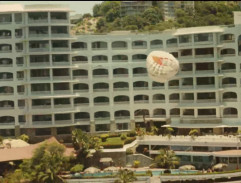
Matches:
[[146, 170, 153, 177], [124, 137, 136, 145], [70, 164, 84, 173], [18, 134, 29, 143], [101, 143, 123, 149], [127, 131, 136, 137], [133, 160, 140, 168], [100, 134, 109, 142], [109, 133, 120, 138], [120, 134, 127, 140], [126, 148, 134, 155], [163, 169, 171, 174]]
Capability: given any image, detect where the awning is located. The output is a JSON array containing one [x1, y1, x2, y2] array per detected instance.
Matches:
[[100, 157, 113, 163], [164, 124, 237, 129], [173, 26, 224, 36]]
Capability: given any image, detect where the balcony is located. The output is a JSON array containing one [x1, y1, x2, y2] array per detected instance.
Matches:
[[0, 14, 12, 24], [32, 105, 51, 109], [54, 90, 71, 95], [30, 76, 50, 81], [32, 121, 52, 126], [153, 100, 165, 103], [31, 91, 51, 95], [52, 47, 70, 52], [29, 48, 49, 52]]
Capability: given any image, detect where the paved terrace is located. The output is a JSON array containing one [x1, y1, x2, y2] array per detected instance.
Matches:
[[102, 135, 241, 153]]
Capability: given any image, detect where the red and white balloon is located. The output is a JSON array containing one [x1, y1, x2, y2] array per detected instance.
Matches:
[[146, 51, 179, 83]]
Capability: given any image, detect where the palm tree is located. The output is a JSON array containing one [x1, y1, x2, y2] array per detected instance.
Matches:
[[154, 149, 179, 169], [115, 169, 137, 183]]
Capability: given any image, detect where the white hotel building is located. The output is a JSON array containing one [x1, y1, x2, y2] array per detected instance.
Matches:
[[0, 4, 241, 141]]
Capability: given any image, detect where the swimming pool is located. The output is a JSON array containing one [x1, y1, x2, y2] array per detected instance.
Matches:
[[72, 169, 198, 178]]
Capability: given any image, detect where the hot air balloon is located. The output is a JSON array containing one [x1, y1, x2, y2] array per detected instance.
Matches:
[[146, 51, 179, 83]]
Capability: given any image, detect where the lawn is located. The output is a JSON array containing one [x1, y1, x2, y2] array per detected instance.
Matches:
[[100, 136, 136, 149]]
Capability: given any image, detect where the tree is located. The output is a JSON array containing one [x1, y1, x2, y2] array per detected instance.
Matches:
[[99, 1, 121, 17], [93, 3, 102, 17], [143, 7, 163, 25], [18, 134, 29, 142], [72, 129, 102, 166], [19, 142, 68, 183], [83, 13, 92, 19], [154, 149, 179, 169], [164, 127, 174, 139], [114, 169, 137, 183], [189, 129, 199, 140], [96, 17, 107, 32]]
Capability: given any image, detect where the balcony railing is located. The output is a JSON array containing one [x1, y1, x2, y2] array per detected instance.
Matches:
[[196, 99, 216, 103], [30, 62, 50, 66], [194, 40, 213, 45], [29, 48, 49, 52], [29, 34, 49, 38], [112, 47, 127, 50], [53, 76, 71, 80], [54, 104, 71, 108], [28, 19, 48, 24], [153, 100, 165, 103], [32, 121, 52, 125], [223, 114, 238, 118], [52, 47, 70, 52], [223, 98, 237, 102], [113, 88, 129, 91], [74, 103, 89, 106], [169, 100, 179, 103], [132, 45, 147, 49], [94, 102, 109, 105], [133, 73, 148, 77], [0, 50, 11, 53], [222, 84, 236, 88], [31, 91, 51, 95], [0, 36, 11, 39], [93, 75, 108, 78], [222, 69, 236, 73], [51, 19, 69, 23], [93, 88, 109, 92], [30, 76, 50, 81], [54, 90, 71, 94], [132, 59, 146, 62], [134, 100, 149, 104], [195, 54, 214, 58], [114, 101, 129, 104], [52, 61, 70, 66], [196, 84, 215, 88], [0, 106, 14, 110], [112, 59, 128, 62], [166, 43, 177, 48], [113, 74, 129, 78], [32, 105, 51, 109], [55, 120, 72, 125], [0, 78, 13, 81], [74, 89, 88, 93], [0, 122, 15, 126], [133, 87, 148, 90], [95, 117, 110, 120]]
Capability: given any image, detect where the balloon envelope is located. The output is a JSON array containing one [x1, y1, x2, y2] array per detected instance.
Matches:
[[146, 51, 179, 83]]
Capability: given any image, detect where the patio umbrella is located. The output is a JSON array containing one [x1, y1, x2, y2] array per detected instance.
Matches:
[[103, 166, 119, 172], [179, 165, 196, 170], [84, 167, 101, 174], [212, 163, 228, 171]]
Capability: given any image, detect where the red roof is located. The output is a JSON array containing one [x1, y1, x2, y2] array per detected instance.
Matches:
[[0, 137, 75, 162]]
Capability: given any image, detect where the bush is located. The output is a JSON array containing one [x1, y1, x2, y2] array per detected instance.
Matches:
[[163, 169, 171, 174], [120, 134, 127, 140], [124, 137, 136, 145], [18, 134, 29, 143], [126, 148, 134, 155], [70, 164, 84, 173], [100, 134, 109, 142], [109, 133, 120, 138], [127, 131, 136, 137], [133, 161, 140, 168], [146, 170, 153, 177]]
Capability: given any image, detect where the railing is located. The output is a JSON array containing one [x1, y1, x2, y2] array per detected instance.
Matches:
[[132, 59, 146, 62], [94, 102, 109, 105], [32, 121, 52, 125], [29, 34, 49, 38], [166, 43, 177, 48], [0, 122, 15, 126], [51, 19, 69, 23], [74, 103, 89, 106], [221, 54, 236, 57], [30, 77, 50, 81], [72, 47, 87, 50], [194, 40, 213, 45], [30, 62, 50, 66], [132, 45, 147, 49], [197, 99, 216, 103], [0, 21, 12, 24], [54, 90, 71, 94], [133, 87, 148, 90], [153, 100, 165, 103], [51, 33, 69, 37], [54, 104, 71, 108], [112, 60, 128, 62], [93, 88, 109, 92], [180, 100, 194, 103], [32, 105, 51, 109], [53, 76, 71, 80], [55, 120, 72, 124], [95, 117, 110, 120], [221, 69, 236, 73], [0, 64, 12, 67], [114, 101, 129, 104], [133, 73, 148, 77], [74, 89, 88, 93], [178, 42, 192, 47], [72, 60, 88, 64], [197, 115, 217, 118], [92, 47, 107, 50], [153, 115, 166, 118], [223, 98, 237, 102], [169, 86, 179, 89], [93, 75, 108, 78], [222, 84, 236, 88], [0, 93, 13, 95], [73, 76, 88, 79], [134, 100, 149, 104], [0, 36, 11, 39], [223, 114, 238, 118], [113, 74, 129, 77], [169, 100, 180, 103], [31, 91, 51, 95], [220, 39, 235, 43], [52, 61, 70, 66], [195, 70, 214, 74], [152, 86, 164, 90], [0, 50, 11, 53], [29, 48, 49, 52], [195, 54, 214, 58], [150, 45, 163, 49], [0, 106, 14, 110], [74, 119, 90, 122], [92, 60, 108, 63], [112, 47, 128, 50], [52, 47, 70, 52], [28, 19, 48, 23], [115, 116, 130, 119], [113, 88, 129, 91], [0, 78, 13, 81], [196, 84, 215, 88]]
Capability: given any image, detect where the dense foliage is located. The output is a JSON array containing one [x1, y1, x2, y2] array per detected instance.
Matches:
[[84, 1, 241, 33], [154, 149, 180, 169]]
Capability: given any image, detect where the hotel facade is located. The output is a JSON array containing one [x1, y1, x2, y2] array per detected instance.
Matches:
[[0, 4, 241, 140]]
